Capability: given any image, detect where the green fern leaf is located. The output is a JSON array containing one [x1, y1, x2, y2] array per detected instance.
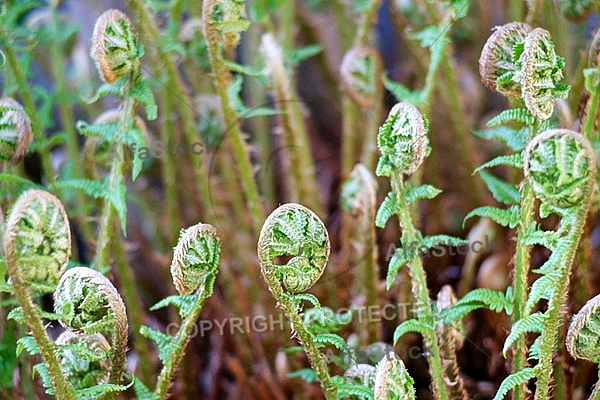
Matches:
[[288, 368, 318, 383], [493, 368, 536, 400], [376, 191, 401, 228], [57, 179, 127, 231], [421, 234, 467, 249], [289, 293, 321, 309], [486, 108, 534, 127], [334, 379, 373, 400], [7, 307, 24, 324], [443, 288, 513, 322], [474, 153, 524, 173], [376, 191, 402, 228], [76, 383, 131, 399], [464, 205, 519, 228], [479, 170, 520, 204], [503, 312, 545, 356], [134, 378, 160, 400], [227, 75, 280, 118], [385, 251, 410, 290], [525, 271, 560, 314], [32, 362, 54, 395], [521, 223, 559, 249], [16, 336, 39, 357], [382, 74, 421, 105], [150, 294, 197, 318], [86, 80, 125, 104], [528, 336, 541, 361], [393, 319, 430, 345], [139, 326, 175, 364], [405, 183, 442, 203], [472, 126, 529, 151], [76, 120, 119, 142], [314, 333, 347, 351], [130, 79, 157, 120]]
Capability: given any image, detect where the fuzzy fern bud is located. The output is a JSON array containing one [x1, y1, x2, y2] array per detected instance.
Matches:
[[53, 267, 128, 383], [0, 97, 32, 165], [567, 293, 600, 361], [479, 22, 532, 98], [170, 223, 221, 295], [206, 0, 248, 50], [91, 9, 141, 83], [513, 28, 569, 120], [373, 354, 416, 399], [376, 102, 429, 177], [340, 47, 382, 108], [258, 203, 329, 293], [55, 331, 111, 390], [524, 129, 595, 209], [3, 190, 71, 292]]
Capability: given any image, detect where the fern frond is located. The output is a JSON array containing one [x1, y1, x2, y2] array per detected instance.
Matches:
[[139, 326, 175, 364], [474, 153, 524, 173], [503, 312, 545, 356], [492, 368, 536, 400], [150, 294, 197, 318], [443, 288, 513, 323], [472, 126, 529, 151], [393, 319, 431, 345], [130, 78, 157, 120], [375, 191, 401, 228], [464, 205, 519, 228], [486, 108, 534, 127], [405, 183, 442, 203], [479, 170, 520, 204], [16, 336, 40, 356], [313, 333, 347, 351]]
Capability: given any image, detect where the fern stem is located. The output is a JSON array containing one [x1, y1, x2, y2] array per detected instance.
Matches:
[[153, 292, 207, 398], [9, 277, 77, 399], [111, 230, 154, 385], [534, 208, 591, 400], [511, 180, 535, 400], [0, 42, 56, 186], [202, 0, 264, 235], [391, 170, 448, 400], [93, 73, 134, 270]]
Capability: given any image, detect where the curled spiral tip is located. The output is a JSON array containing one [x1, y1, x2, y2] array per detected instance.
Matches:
[[258, 203, 330, 293], [56, 331, 111, 390], [344, 364, 376, 387], [53, 267, 127, 336], [524, 129, 596, 209], [566, 292, 600, 361], [558, 0, 595, 22], [91, 9, 140, 83], [0, 97, 33, 165], [514, 28, 568, 120], [340, 47, 382, 108], [376, 102, 429, 177], [478, 22, 532, 98], [3, 189, 70, 291], [204, 0, 247, 50], [171, 223, 221, 295], [373, 354, 416, 399]]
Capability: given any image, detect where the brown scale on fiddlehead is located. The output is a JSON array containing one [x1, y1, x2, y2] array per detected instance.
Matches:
[[0, 97, 32, 165]]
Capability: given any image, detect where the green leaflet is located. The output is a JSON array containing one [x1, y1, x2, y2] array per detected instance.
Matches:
[[479, 170, 521, 204], [503, 312, 545, 356], [139, 326, 175, 364], [492, 367, 537, 400], [464, 205, 519, 228]]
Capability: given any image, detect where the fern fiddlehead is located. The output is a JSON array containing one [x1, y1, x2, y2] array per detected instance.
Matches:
[[3, 190, 76, 399], [91, 9, 141, 84], [258, 203, 336, 399], [375, 102, 448, 400], [567, 293, 600, 399], [53, 266, 128, 390], [0, 97, 32, 165], [373, 355, 416, 400], [150, 223, 221, 398], [499, 130, 596, 400]]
